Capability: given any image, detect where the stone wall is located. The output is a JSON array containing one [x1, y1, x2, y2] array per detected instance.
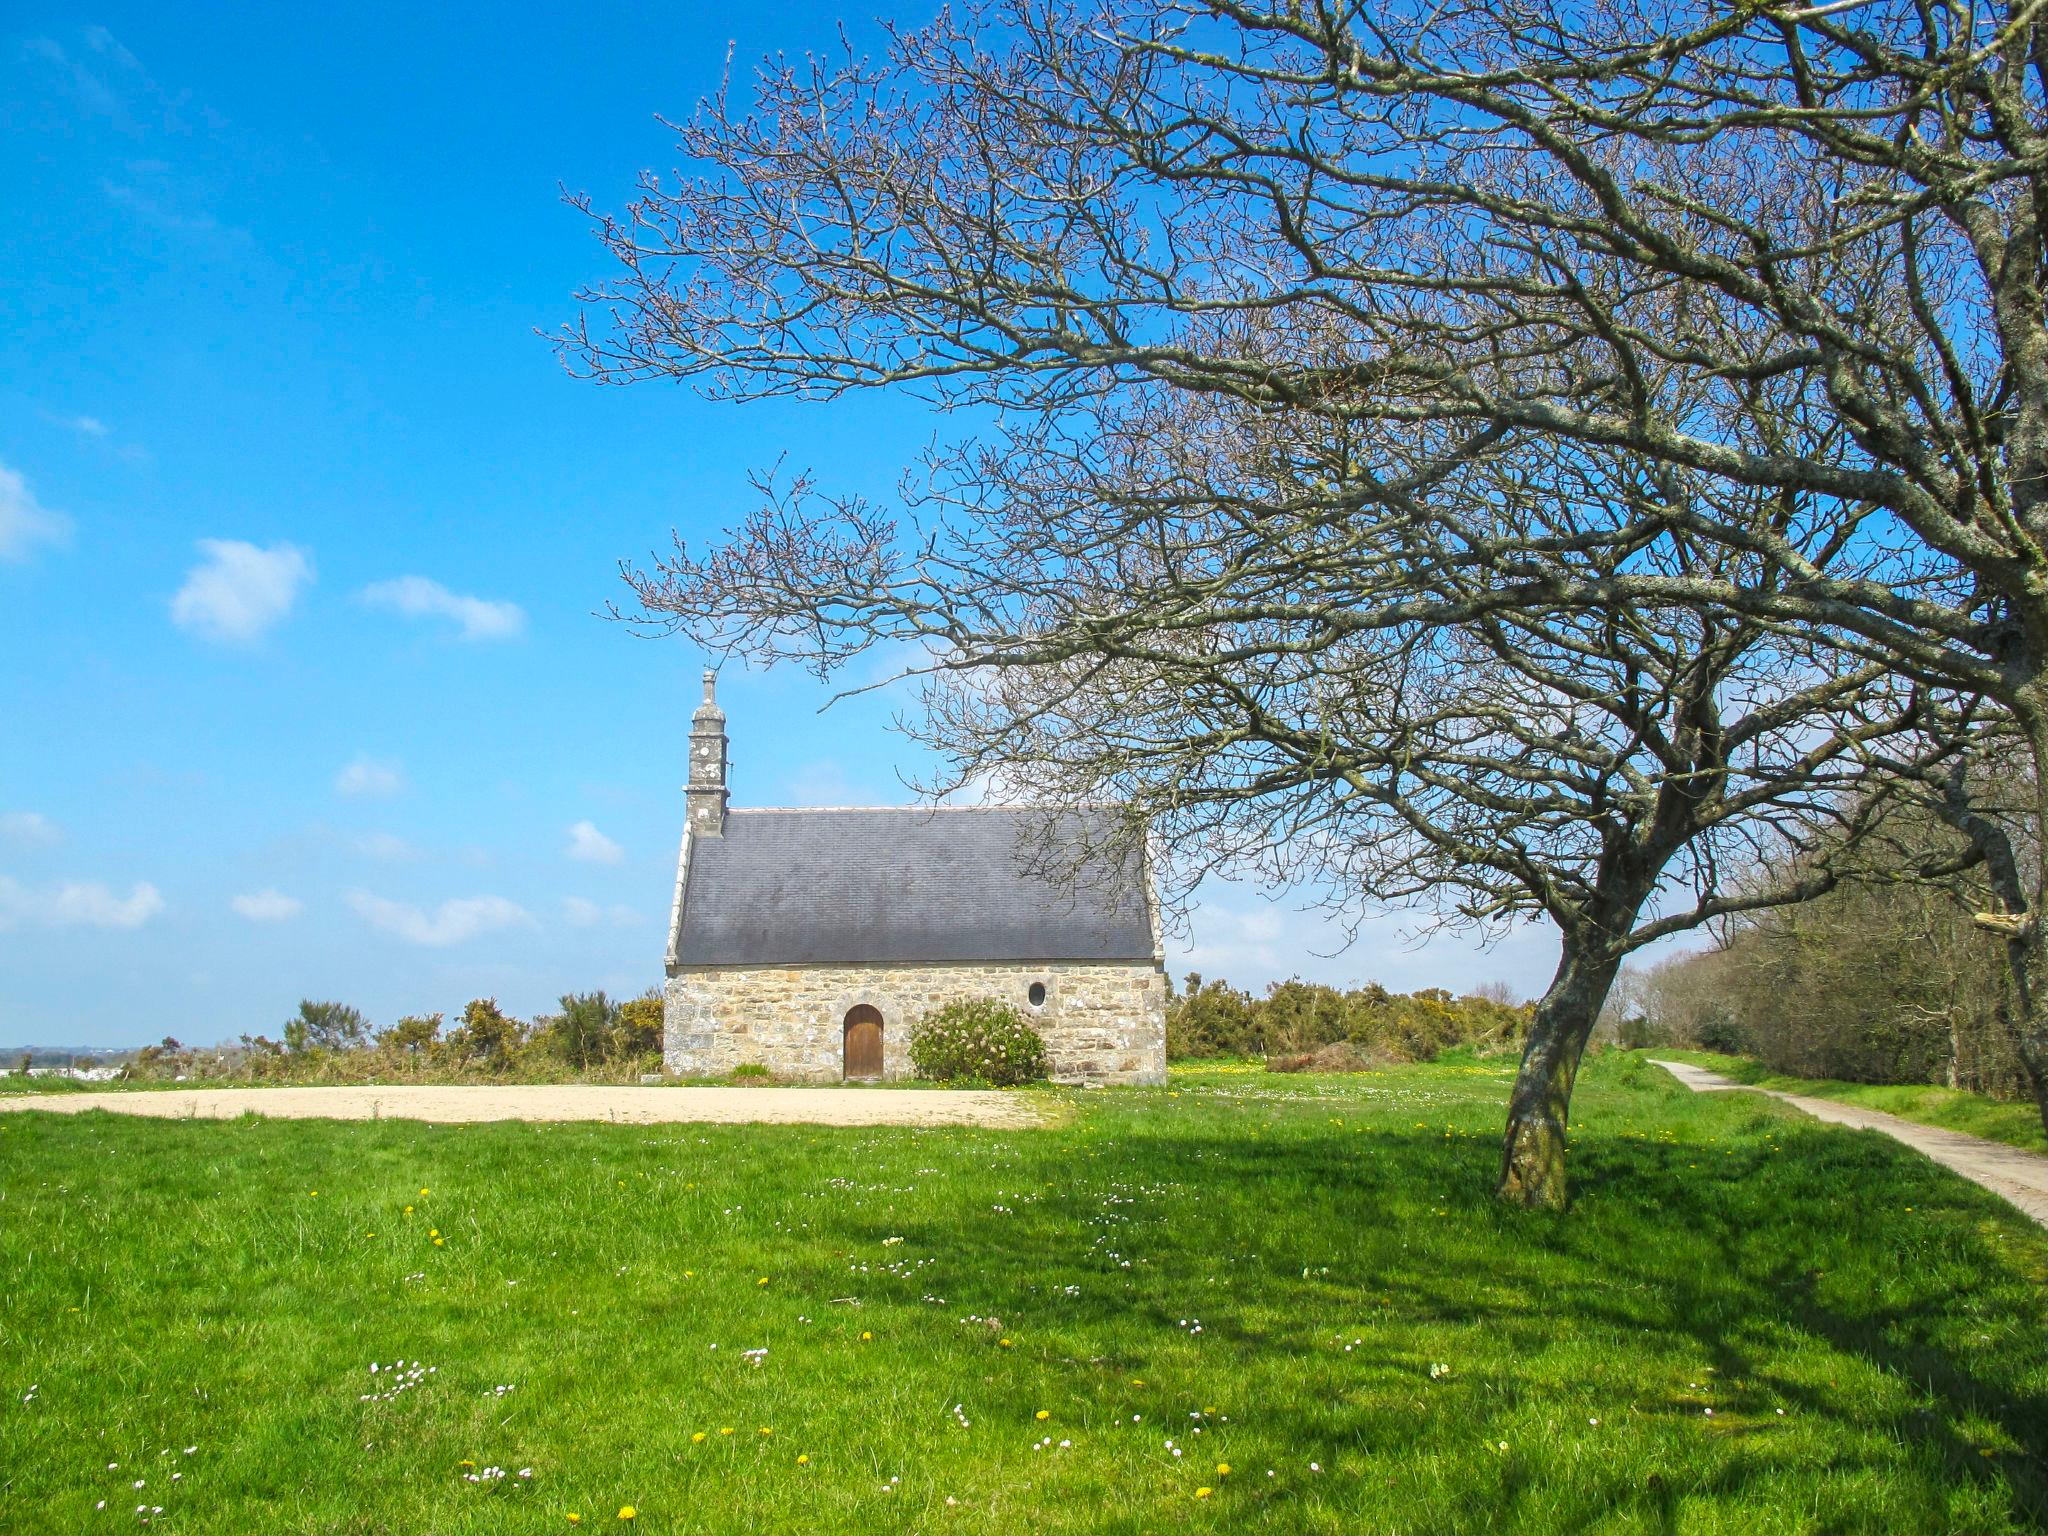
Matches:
[[663, 959, 1167, 1085]]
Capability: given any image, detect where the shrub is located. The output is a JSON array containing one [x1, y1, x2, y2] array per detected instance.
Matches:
[[1167, 973, 1260, 1057], [556, 991, 621, 1070], [130, 1037, 192, 1078], [616, 992, 664, 1058], [448, 998, 521, 1068], [379, 1013, 442, 1055], [909, 999, 1050, 1087], [1167, 974, 1528, 1063], [729, 1062, 773, 1084], [284, 1000, 369, 1054]]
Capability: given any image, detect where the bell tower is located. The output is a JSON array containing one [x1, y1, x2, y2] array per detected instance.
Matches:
[[686, 669, 729, 837]]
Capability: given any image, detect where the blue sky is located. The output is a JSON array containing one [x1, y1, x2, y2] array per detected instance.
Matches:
[[0, 6, 1560, 1047]]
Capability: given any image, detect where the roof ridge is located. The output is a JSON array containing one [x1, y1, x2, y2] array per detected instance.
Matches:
[[731, 803, 1123, 816]]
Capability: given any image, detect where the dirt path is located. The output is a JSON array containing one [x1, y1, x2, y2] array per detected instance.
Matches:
[[1650, 1058, 2048, 1228], [0, 1083, 1045, 1129]]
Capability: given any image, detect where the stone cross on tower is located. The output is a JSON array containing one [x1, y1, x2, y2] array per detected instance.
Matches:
[[686, 669, 729, 837]]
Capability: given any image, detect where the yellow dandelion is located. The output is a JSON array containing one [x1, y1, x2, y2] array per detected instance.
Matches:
[[1035, 1410, 1050, 1421], [1195, 1487, 1213, 1499], [460, 1460, 476, 1469], [567, 1517, 581, 1527], [860, 1331, 873, 1341], [759, 1427, 772, 1436], [433, 1237, 445, 1247], [691, 1433, 706, 1444], [404, 1205, 414, 1215], [618, 1507, 636, 1522], [1216, 1462, 1231, 1476], [757, 1276, 770, 1286], [420, 1187, 429, 1195], [308, 1190, 319, 1197], [999, 1338, 1013, 1348], [796, 1454, 810, 1466], [719, 1427, 734, 1436], [429, 1228, 440, 1237]]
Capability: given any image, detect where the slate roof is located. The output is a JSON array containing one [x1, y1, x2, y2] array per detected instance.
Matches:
[[669, 806, 1158, 968]]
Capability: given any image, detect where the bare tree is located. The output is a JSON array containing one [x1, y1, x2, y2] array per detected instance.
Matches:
[[561, 0, 2046, 1187], [601, 356, 1959, 1204]]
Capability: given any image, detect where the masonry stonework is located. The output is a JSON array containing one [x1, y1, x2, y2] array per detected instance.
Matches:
[[664, 958, 1167, 1085]]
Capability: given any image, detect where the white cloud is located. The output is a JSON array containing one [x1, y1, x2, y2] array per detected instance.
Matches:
[[336, 756, 404, 798], [230, 889, 302, 923], [0, 875, 163, 931], [565, 820, 624, 865], [0, 811, 62, 846], [54, 880, 164, 928], [170, 538, 312, 642], [42, 412, 146, 461], [562, 896, 640, 928], [346, 889, 532, 947], [0, 460, 72, 561], [360, 575, 525, 642]]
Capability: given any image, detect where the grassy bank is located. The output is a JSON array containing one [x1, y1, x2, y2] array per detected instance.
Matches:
[[1644, 1048, 2046, 1153], [2, 1055, 2045, 1533]]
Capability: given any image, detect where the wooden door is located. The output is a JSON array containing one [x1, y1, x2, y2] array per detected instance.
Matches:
[[843, 1005, 884, 1080]]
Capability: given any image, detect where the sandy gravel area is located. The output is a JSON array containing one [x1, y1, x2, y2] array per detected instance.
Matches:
[[1651, 1058, 2048, 1228], [0, 1083, 1044, 1129]]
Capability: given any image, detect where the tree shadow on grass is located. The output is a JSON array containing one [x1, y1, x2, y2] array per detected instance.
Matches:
[[864, 1117, 2048, 1533]]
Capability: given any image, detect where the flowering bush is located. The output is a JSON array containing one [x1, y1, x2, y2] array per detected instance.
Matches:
[[909, 999, 1050, 1087]]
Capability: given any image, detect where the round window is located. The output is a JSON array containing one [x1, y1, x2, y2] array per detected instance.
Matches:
[[1028, 981, 1047, 1008]]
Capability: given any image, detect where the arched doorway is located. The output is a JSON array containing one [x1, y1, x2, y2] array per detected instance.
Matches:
[[843, 1005, 884, 1081]]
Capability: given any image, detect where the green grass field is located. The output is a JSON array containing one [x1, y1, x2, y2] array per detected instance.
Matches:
[[1645, 1049, 2048, 1153], [3, 1053, 2045, 1534]]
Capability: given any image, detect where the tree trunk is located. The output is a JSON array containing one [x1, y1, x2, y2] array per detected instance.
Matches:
[[1932, 713, 2048, 1139], [1497, 939, 1627, 1209], [1999, 924, 2048, 1141], [1986, 717, 2048, 1140]]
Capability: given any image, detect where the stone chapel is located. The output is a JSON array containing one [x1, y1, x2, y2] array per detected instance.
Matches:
[[662, 672, 1169, 1084]]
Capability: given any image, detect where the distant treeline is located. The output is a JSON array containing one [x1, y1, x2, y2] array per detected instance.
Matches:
[[1167, 975, 1529, 1063], [5, 1046, 131, 1069], [1615, 854, 2033, 1102], [115, 991, 666, 1085]]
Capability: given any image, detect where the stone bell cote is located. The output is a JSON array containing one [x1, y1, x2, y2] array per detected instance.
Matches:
[[686, 669, 729, 837]]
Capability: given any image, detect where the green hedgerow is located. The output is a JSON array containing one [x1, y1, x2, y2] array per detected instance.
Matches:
[[909, 998, 1050, 1087]]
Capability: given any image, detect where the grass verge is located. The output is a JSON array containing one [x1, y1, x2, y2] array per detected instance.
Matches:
[[1643, 1048, 2046, 1153], [2, 1054, 2045, 1533]]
